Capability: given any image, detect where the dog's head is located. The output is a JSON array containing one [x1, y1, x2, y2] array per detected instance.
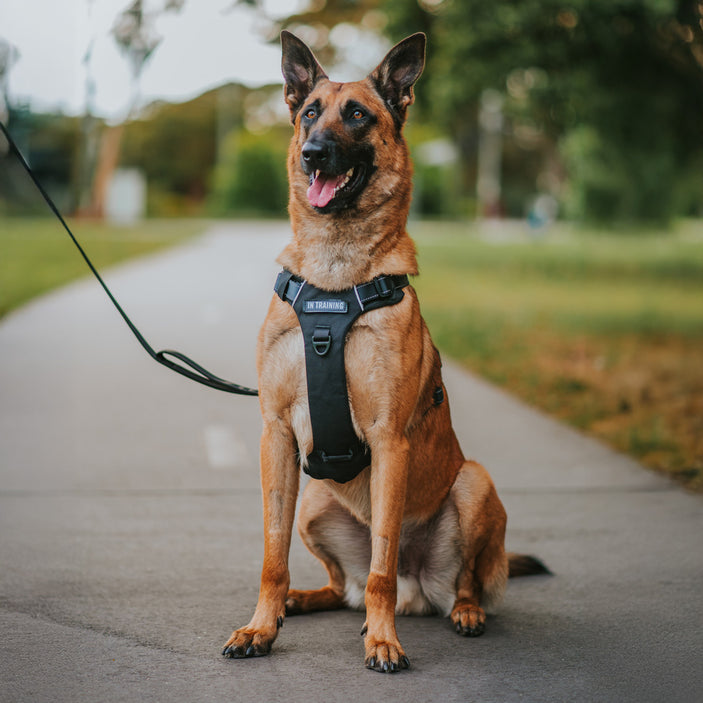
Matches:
[[281, 31, 425, 217]]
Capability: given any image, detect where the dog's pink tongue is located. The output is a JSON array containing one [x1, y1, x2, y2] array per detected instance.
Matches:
[[307, 172, 344, 208]]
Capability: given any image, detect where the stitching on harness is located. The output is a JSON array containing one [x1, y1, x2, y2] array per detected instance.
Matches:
[[291, 280, 305, 306], [353, 284, 365, 312]]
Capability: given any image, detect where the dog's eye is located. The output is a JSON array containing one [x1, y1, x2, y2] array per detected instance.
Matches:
[[304, 108, 316, 120], [351, 109, 364, 120]]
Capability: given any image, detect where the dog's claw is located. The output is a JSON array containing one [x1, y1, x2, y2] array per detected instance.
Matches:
[[364, 647, 409, 673], [222, 645, 245, 658], [456, 621, 486, 637], [467, 622, 486, 637], [223, 643, 268, 658], [451, 601, 487, 638], [277, 616, 284, 629], [222, 627, 276, 659], [360, 623, 368, 637]]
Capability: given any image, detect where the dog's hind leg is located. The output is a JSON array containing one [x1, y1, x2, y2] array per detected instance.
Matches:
[[286, 480, 370, 615], [449, 460, 509, 637]]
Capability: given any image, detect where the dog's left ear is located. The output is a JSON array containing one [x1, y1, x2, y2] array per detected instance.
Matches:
[[369, 33, 426, 126], [281, 30, 328, 122]]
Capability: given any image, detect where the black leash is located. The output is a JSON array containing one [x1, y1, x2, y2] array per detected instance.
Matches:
[[1, 120, 258, 396]]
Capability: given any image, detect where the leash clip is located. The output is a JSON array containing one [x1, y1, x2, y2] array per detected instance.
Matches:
[[311, 326, 332, 356]]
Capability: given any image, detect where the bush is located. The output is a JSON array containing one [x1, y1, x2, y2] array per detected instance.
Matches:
[[560, 125, 680, 224], [211, 129, 288, 216]]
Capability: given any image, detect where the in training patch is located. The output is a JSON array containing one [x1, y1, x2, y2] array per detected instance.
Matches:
[[303, 299, 348, 313]]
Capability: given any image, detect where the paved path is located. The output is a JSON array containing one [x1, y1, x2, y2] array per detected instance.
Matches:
[[1, 221, 701, 702]]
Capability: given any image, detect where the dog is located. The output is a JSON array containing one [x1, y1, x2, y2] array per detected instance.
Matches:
[[222, 30, 547, 673]]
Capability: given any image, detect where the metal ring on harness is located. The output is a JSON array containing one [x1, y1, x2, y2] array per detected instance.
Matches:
[[311, 326, 332, 356]]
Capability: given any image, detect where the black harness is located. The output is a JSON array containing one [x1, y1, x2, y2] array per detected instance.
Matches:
[[275, 269, 410, 483]]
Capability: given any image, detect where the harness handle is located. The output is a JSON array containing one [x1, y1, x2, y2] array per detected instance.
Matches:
[[1, 120, 258, 396]]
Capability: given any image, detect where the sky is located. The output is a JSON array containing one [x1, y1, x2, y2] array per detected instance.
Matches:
[[0, 0, 304, 120]]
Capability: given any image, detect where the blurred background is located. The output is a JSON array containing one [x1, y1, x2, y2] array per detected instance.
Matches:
[[3, 0, 703, 222], [1, 0, 702, 489]]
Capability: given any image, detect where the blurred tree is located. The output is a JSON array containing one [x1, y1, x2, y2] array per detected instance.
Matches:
[[89, 0, 185, 217], [112, 0, 186, 114], [0, 37, 20, 124], [253, 0, 703, 221], [0, 109, 82, 215], [210, 128, 289, 216], [119, 82, 285, 216], [385, 0, 703, 221], [121, 88, 220, 214]]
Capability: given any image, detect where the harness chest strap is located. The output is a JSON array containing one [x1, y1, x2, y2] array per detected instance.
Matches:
[[274, 269, 410, 483]]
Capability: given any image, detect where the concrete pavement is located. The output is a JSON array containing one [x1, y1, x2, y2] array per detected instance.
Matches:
[[1, 221, 701, 702]]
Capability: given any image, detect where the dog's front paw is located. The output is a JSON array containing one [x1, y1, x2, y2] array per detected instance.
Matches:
[[222, 622, 281, 659], [450, 600, 486, 637], [363, 635, 410, 673]]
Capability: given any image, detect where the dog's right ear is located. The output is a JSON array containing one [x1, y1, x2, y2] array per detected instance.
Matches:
[[369, 33, 425, 128], [281, 31, 327, 123]]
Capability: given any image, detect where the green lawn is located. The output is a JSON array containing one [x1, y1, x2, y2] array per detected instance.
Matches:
[[0, 217, 206, 318], [411, 220, 703, 491]]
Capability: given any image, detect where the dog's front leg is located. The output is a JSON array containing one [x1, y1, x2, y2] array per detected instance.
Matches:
[[223, 421, 299, 658], [363, 438, 411, 673]]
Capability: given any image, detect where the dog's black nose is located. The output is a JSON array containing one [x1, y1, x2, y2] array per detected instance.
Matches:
[[301, 140, 330, 169]]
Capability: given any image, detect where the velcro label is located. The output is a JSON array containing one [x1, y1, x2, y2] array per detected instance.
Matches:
[[303, 300, 348, 313]]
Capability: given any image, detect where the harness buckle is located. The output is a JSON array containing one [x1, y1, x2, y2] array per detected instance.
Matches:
[[374, 276, 394, 298], [311, 326, 332, 356], [320, 449, 355, 463]]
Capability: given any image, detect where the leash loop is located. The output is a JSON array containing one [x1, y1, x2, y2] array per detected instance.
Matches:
[[0, 120, 258, 396], [154, 350, 258, 395]]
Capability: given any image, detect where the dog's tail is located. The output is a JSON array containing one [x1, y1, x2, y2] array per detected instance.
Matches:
[[507, 553, 552, 578]]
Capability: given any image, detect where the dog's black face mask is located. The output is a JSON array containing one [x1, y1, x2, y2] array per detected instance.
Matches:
[[281, 31, 425, 216], [299, 103, 377, 213]]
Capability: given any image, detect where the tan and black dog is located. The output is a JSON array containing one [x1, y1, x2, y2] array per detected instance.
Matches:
[[223, 31, 547, 673]]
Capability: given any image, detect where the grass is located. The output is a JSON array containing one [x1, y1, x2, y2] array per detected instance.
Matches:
[[0, 217, 206, 318], [411, 219, 703, 491]]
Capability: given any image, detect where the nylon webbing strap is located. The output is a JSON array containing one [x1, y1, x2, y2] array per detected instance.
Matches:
[[275, 269, 408, 483], [0, 120, 258, 396]]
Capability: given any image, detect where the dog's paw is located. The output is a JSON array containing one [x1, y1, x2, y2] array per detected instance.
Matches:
[[222, 623, 281, 659], [450, 600, 486, 637], [363, 636, 410, 674]]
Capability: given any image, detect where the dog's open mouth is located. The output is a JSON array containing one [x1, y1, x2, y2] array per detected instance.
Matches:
[[307, 165, 367, 210]]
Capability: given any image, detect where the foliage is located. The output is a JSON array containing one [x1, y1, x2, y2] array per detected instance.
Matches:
[[1, 108, 85, 214], [210, 128, 289, 216], [120, 83, 278, 215], [386, 0, 703, 222], [120, 89, 220, 212]]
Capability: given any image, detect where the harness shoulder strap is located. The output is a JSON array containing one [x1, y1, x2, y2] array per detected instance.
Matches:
[[275, 269, 409, 483]]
